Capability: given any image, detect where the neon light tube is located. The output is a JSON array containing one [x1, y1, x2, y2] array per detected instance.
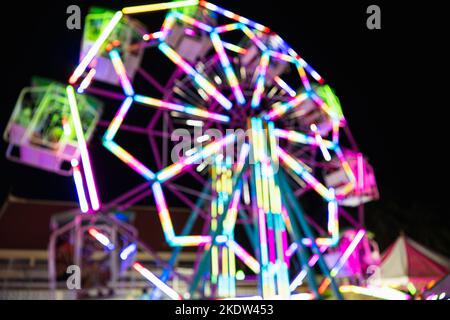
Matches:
[[67, 86, 100, 211], [318, 230, 366, 293], [104, 97, 134, 141], [357, 153, 365, 192], [251, 52, 270, 108], [291, 293, 315, 300], [214, 23, 241, 33], [277, 147, 332, 201], [226, 240, 260, 274], [332, 120, 340, 143], [257, 206, 269, 265], [223, 187, 242, 235], [88, 228, 114, 250], [152, 182, 176, 241], [143, 31, 163, 41], [170, 236, 211, 247], [275, 128, 336, 150], [239, 24, 267, 51], [310, 92, 339, 120], [300, 192, 338, 248], [289, 269, 308, 292], [265, 93, 309, 120], [295, 60, 311, 91], [327, 189, 339, 244], [133, 262, 182, 300], [77, 68, 96, 94], [103, 140, 155, 180], [339, 285, 410, 300], [158, 42, 232, 110], [221, 41, 247, 54], [407, 282, 417, 295], [109, 49, 135, 96], [197, 134, 210, 143], [308, 246, 329, 267], [71, 159, 89, 213], [134, 95, 229, 122], [187, 120, 204, 127], [268, 51, 297, 63], [69, 11, 123, 84], [311, 124, 332, 161], [329, 229, 365, 277], [210, 31, 246, 105], [172, 11, 213, 32], [120, 243, 137, 260], [200, 1, 270, 33], [123, 0, 199, 14], [62, 117, 71, 136], [235, 143, 250, 175], [274, 76, 296, 97], [285, 242, 298, 258], [287, 47, 324, 84], [289, 246, 328, 291], [160, 12, 176, 40], [152, 182, 213, 247]]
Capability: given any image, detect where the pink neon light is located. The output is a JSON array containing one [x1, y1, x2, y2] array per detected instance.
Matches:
[[329, 229, 365, 277], [357, 153, 365, 192], [268, 229, 276, 263], [281, 229, 289, 265], [184, 28, 196, 36]]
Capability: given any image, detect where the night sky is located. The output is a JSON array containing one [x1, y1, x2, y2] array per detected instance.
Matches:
[[1, 1, 448, 255]]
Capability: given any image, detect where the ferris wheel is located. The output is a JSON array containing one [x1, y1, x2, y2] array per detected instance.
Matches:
[[4, 1, 380, 300]]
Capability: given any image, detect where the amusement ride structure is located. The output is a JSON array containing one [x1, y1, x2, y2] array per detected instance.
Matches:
[[4, 1, 386, 300]]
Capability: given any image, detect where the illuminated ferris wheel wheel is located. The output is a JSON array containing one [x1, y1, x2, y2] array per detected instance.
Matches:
[[4, 1, 380, 300]]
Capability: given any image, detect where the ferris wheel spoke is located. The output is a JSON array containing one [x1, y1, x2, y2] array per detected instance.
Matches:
[[134, 94, 230, 123]]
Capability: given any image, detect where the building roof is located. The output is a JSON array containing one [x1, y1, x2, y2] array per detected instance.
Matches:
[[0, 195, 202, 251]]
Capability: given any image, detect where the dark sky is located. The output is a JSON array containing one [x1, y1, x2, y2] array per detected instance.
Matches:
[[1, 1, 448, 253]]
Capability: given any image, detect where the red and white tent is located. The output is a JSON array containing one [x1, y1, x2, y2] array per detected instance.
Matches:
[[374, 234, 450, 289]]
